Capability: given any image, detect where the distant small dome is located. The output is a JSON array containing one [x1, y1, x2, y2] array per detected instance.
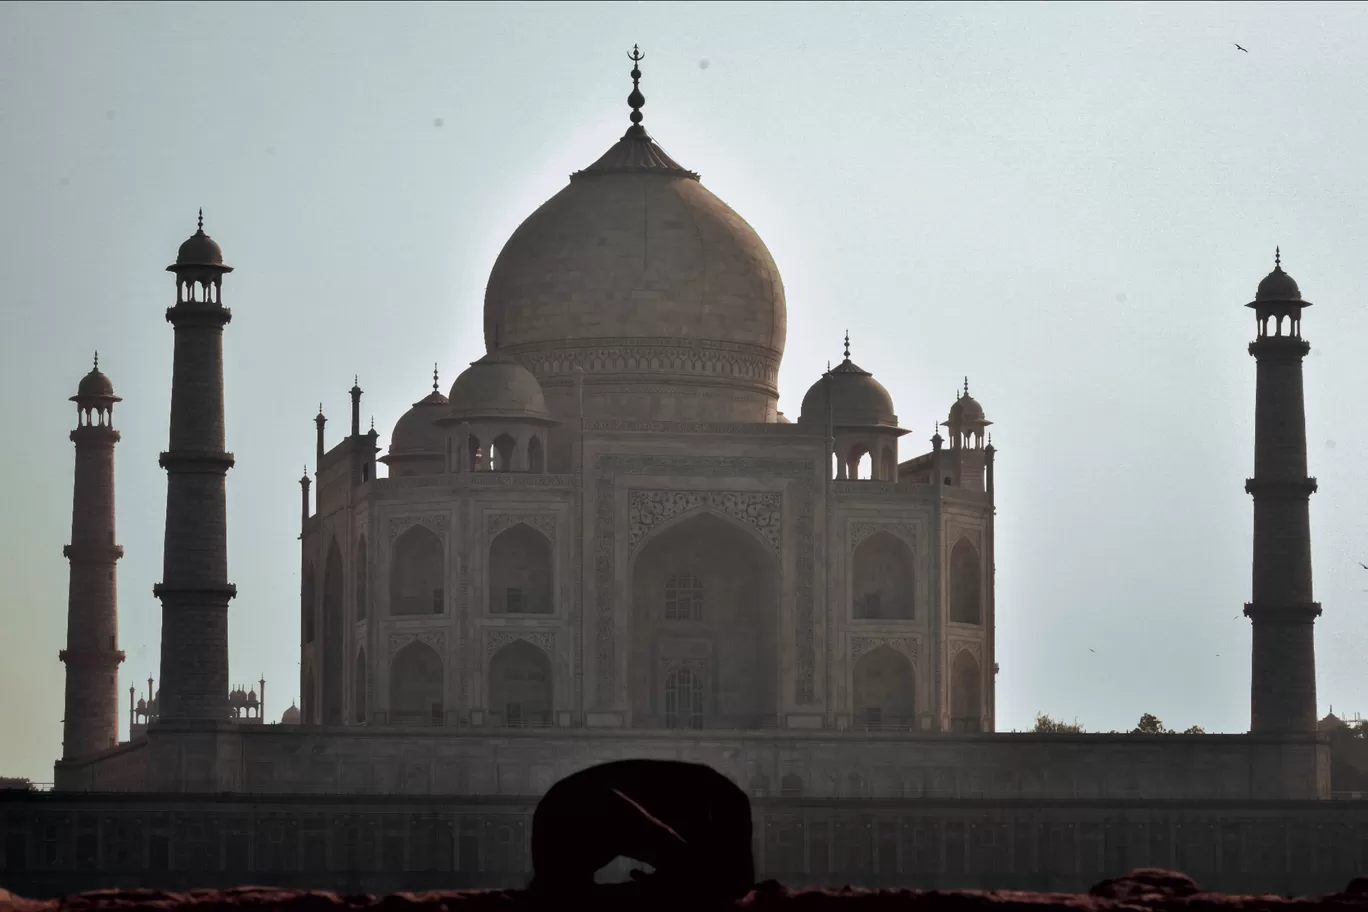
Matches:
[[136, 697, 146, 711], [77, 367, 115, 399], [948, 392, 985, 425], [281, 703, 301, 725], [246, 689, 259, 706], [389, 387, 450, 456], [1319, 712, 1346, 732], [1255, 265, 1302, 303], [448, 352, 552, 422], [176, 230, 223, 267], [798, 358, 898, 429]]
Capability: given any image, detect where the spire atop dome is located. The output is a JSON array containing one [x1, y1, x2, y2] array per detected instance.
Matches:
[[843, 330, 851, 361], [626, 44, 646, 139], [964, 376, 970, 397], [433, 363, 439, 392], [572, 47, 699, 180], [1252, 247, 1308, 306], [170, 208, 228, 271], [93, 351, 99, 370]]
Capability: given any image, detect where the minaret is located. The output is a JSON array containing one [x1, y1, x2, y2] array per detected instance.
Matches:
[[59, 354, 126, 758], [154, 212, 236, 723], [1244, 249, 1320, 734]]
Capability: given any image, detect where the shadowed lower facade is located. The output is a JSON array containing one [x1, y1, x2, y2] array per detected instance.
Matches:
[[1, 51, 1335, 896]]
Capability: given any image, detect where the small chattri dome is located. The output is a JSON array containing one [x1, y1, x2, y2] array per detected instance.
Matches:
[[948, 392, 985, 425], [798, 339, 898, 429], [945, 379, 991, 431], [448, 352, 552, 422], [389, 370, 451, 455], [172, 210, 227, 269], [281, 703, 301, 725], [75, 354, 117, 400], [1254, 248, 1304, 304]]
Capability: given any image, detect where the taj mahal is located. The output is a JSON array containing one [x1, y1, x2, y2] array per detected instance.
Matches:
[[3, 50, 1347, 896]]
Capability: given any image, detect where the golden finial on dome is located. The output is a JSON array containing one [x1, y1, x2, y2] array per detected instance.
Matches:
[[626, 44, 646, 139]]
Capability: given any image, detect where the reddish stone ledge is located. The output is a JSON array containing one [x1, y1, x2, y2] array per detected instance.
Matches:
[[7, 871, 1368, 912]]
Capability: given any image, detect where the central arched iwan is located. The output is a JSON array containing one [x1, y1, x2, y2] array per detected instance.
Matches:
[[852, 531, 915, 619], [488, 639, 552, 727], [390, 525, 445, 616], [390, 639, 443, 725], [488, 523, 553, 615], [629, 511, 778, 729]]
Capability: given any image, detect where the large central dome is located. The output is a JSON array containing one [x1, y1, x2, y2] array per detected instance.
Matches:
[[483, 57, 787, 424]]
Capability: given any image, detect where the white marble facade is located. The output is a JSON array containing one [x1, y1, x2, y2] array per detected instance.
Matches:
[[299, 419, 996, 739], [290, 88, 999, 750]]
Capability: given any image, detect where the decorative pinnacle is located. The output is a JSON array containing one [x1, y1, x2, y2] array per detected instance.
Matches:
[[433, 363, 439, 392], [625, 44, 646, 137], [1275, 246, 1282, 270], [197, 208, 204, 232], [370, 415, 375, 431], [93, 350, 99, 370], [843, 330, 850, 361], [963, 376, 970, 397]]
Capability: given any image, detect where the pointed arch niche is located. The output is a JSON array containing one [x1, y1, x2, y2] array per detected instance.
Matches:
[[852, 645, 915, 730], [302, 564, 317, 644], [488, 639, 552, 728], [354, 649, 368, 724], [301, 663, 317, 725], [488, 523, 553, 615], [390, 640, 443, 725], [629, 511, 778, 730], [322, 541, 344, 725], [852, 530, 915, 620], [390, 525, 445, 616], [355, 535, 368, 621], [950, 648, 982, 732], [949, 536, 982, 625]]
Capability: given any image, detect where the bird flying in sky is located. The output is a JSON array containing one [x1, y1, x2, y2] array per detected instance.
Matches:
[[1235, 43, 1249, 52]]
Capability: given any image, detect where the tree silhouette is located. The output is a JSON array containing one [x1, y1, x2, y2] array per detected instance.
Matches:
[[1033, 713, 1084, 733]]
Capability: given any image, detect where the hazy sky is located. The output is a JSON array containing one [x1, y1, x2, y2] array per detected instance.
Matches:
[[2, 1, 1365, 781]]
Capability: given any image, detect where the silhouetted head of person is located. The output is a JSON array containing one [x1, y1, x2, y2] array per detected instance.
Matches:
[[529, 759, 755, 903]]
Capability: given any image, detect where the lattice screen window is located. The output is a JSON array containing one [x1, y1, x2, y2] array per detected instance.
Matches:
[[664, 573, 704, 621], [664, 668, 704, 729]]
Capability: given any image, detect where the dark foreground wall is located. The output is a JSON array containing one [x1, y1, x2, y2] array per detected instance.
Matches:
[[6, 871, 1368, 912], [5, 792, 1368, 898]]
